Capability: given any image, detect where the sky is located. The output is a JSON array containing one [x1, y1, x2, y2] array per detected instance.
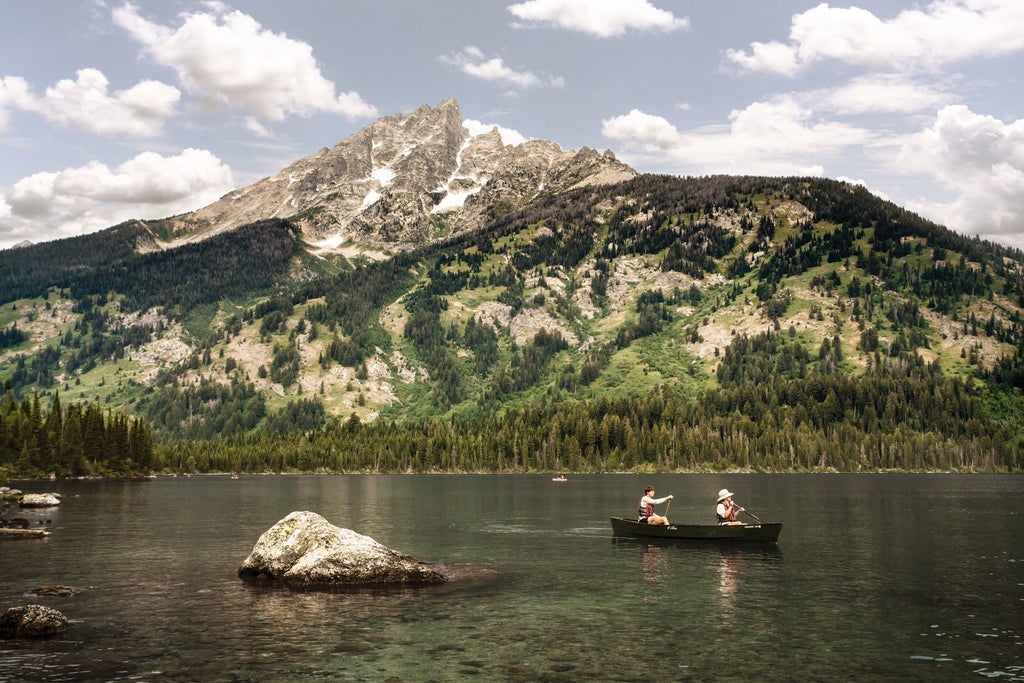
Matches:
[[1, 0, 1023, 251]]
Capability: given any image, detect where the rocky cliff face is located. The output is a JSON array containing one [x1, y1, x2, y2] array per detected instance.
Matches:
[[159, 99, 635, 252]]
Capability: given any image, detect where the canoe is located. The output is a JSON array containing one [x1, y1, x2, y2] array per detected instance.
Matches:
[[610, 517, 782, 543]]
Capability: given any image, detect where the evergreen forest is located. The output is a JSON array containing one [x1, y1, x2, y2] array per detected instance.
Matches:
[[0, 386, 154, 480]]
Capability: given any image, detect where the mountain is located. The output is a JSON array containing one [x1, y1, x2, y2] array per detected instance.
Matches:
[[150, 99, 635, 253], [2, 102, 1024, 475]]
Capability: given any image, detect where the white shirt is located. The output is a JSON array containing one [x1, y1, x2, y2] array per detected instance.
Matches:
[[640, 494, 669, 509]]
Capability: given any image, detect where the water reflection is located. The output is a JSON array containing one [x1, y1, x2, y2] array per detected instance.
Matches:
[[640, 543, 666, 587], [708, 544, 783, 619], [717, 549, 742, 606]]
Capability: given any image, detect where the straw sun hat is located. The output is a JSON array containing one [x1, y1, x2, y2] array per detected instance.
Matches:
[[717, 488, 735, 502]]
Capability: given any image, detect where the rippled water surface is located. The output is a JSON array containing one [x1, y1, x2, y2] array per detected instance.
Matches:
[[1, 473, 1022, 682]]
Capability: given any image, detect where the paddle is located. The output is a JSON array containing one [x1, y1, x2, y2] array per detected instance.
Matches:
[[737, 505, 762, 523]]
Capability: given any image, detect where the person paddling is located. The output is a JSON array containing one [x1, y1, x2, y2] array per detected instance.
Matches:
[[716, 489, 746, 526], [638, 485, 673, 525]]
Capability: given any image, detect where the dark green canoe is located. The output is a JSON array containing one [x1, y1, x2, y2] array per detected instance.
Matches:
[[610, 517, 782, 542]]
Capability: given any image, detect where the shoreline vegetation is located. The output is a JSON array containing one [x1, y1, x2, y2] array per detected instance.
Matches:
[[3, 375, 1020, 484], [8, 466, 1017, 483]]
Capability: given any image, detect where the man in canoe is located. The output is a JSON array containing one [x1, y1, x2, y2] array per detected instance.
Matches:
[[716, 489, 746, 526], [638, 485, 673, 525]]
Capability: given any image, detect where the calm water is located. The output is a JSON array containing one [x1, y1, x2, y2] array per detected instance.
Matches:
[[1, 473, 1022, 682]]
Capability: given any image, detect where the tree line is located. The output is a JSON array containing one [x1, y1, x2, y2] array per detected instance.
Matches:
[[155, 372, 1020, 475], [0, 387, 155, 481]]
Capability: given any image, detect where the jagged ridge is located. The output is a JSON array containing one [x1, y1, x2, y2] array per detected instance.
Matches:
[[156, 99, 635, 252]]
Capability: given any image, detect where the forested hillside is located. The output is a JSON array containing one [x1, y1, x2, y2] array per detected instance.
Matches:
[[2, 174, 1023, 476], [0, 221, 146, 302]]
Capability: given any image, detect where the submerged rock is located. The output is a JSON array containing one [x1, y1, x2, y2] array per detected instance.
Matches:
[[27, 585, 77, 597], [0, 605, 70, 638], [0, 517, 30, 529], [238, 511, 448, 587]]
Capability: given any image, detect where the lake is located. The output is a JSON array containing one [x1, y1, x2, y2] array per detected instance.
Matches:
[[1, 473, 1022, 682]]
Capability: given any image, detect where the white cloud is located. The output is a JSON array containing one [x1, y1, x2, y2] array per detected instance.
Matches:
[[6, 172, 63, 219], [726, 39, 800, 77], [836, 175, 889, 201], [898, 105, 1024, 246], [600, 109, 682, 151], [464, 118, 529, 146], [808, 74, 954, 115], [801, 165, 825, 177], [726, 98, 873, 156], [0, 148, 234, 247], [244, 116, 272, 138], [508, 0, 689, 37], [440, 46, 563, 90], [602, 98, 874, 176], [0, 76, 34, 129], [727, 0, 1024, 76], [112, 3, 377, 123], [0, 69, 179, 137], [36, 69, 180, 137], [53, 149, 232, 203]]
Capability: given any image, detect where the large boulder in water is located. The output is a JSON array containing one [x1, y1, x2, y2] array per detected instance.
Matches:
[[20, 493, 61, 508], [238, 511, 448, 587], [0, 605, 70, 638]]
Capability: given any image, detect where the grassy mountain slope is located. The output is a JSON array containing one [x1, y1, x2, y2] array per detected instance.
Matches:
[[2, 175, 1023, 467]]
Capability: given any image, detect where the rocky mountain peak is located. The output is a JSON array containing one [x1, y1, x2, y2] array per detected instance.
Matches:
[[156, 99, 636, 253]]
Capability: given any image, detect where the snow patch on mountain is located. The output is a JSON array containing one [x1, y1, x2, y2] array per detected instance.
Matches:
[[371, 168, 396, 186], [361, 190, 381, 210], [433, 187, 480, 213]]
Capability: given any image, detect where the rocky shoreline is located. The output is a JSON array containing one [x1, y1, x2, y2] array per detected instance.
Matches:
[[0, 486, 58, 538]]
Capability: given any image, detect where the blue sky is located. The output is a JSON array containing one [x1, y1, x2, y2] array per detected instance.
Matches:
[[1, 0, 1023, 250]]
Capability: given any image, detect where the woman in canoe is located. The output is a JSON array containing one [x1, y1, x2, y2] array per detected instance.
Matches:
[[638, 485, 673, 525], [716, 489, 746, 526]]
